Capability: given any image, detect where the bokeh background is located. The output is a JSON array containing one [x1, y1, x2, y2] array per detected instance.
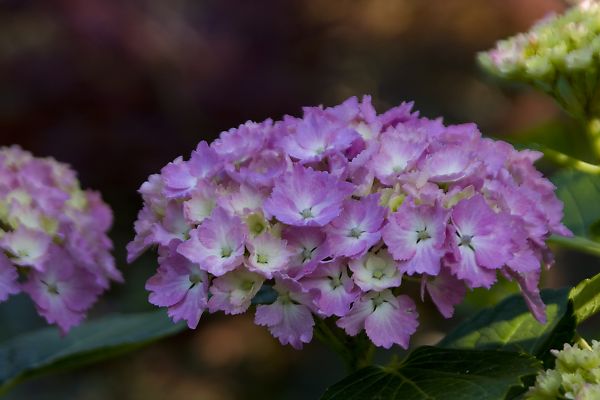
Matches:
[[1, 0, 598, 399]]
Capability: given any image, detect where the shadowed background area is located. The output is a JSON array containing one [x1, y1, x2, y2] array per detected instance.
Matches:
[[1, 0, 598, 399]]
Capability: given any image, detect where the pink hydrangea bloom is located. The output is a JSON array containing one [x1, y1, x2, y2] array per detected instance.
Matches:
[[348, 250, 402, 292], [263, 165, 354, 227], [278, 108, 358, 163], [146, 244, 209, 329], [245, 232, 293, 279], [337, 290, 418, 349], [208, 269, 264, 315], [283, 227, 330, 279], [177, 207, 246, 276], [255, 278, 315, 349], [0, 146, 119, 333], [382, 200, 449, 276], [129, 96, 570, 349], [421, 267, 466, 318], [325, 194, 385, 259], [22, 247, 102, 333], [447, 195, 512, 288], [301, 260, 359, 317]]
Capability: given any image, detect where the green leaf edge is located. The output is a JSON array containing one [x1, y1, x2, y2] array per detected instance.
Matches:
[[321, 347, 542, 400], [0, 310, 185, 395], [569, 271, 600, 324]]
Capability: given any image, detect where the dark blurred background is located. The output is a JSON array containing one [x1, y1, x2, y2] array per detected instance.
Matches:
[[1, 0, 598, 399]]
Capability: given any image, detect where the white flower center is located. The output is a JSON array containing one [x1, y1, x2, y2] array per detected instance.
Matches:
[[348, 227, 364, 239], [221, 246, 233, 258], [300, 208, 314, 219], [416, 228, 431, 243]]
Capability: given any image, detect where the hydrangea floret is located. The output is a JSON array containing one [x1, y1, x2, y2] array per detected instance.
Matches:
[[128, 96, 570, 350], [526, 340, 600, 400], [0, 146, 120, 333]]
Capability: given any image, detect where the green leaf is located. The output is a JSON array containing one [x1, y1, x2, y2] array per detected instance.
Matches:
[[0, 310, 184, 394], [321, 346, 541, 400], [439, 289, 575, 366], [552, 169, 600, 239], [569, 272, 600, 324]]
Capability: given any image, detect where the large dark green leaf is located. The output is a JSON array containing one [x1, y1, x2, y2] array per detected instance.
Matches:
[[0, 310, 184, 394], [438, 289, 575, 366], [569, 272, 600, 324], [551, 170, 600, 256], [321, 346, 541, 400]]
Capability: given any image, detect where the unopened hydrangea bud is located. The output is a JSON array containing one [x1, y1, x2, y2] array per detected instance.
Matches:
[[479, 1, 600, 118], [526, 340, 600, 399], [129, 96, 570, 349], [0, 146, 120, 333]]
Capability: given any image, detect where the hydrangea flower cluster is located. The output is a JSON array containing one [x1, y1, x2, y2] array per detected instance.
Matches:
[[479, 1, 600, 118], [0, 146, 120, 333], [526, 341, 600, 400], [128, 96, 570, 349]]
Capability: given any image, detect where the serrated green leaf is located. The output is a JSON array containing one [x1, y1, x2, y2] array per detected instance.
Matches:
[[439, 289, 575, 366], [552, 169, 600, 239], [321, 346, 541, 400], [544, 170, 600, 257], [0, 310, 185, 394], [569, 272, 600, 324]]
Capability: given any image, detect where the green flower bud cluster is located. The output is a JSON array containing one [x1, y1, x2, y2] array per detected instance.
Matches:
[[526, 340, 600, 400], [479, 1, 600, 119]]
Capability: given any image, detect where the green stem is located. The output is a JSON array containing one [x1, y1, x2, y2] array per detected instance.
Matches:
[[314, 318, 375, 373], [574, 332, 592, 351], [533, 144, 600, 175], [547, 234, 600, 258], [586, 118, 600, 162]]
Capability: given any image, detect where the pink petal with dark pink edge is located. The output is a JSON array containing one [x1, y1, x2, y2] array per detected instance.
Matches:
[[364, 293, 418, 349]]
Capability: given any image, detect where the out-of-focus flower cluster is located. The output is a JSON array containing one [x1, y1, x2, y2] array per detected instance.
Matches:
[[0, 146, 120, 333], [479, 1, 600, 118], [526, 341, 600, 400], [128, 96, 570, 349]]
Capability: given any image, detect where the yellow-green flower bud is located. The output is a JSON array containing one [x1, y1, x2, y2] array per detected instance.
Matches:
[[526, 340, 600, 399]]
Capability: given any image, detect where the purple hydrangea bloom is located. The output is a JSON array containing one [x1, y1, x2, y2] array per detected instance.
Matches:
[[348, 250, 402, 292], [283, 227, 330, 279], [264, 165, 354, 227], [278, 108, 359, 163], [208, 269, 264, 315], [22, 247, 102, 334], [370, 130, 427, 184], [146, 245, 209, 329], [161, 142, 221, 199], [150, 201, 189, 246], [325, 194, 385, 259], [245, 232, 293, 279], [255, 278, 315, 349], [301, 260, 359, 317], [447, 195, 512, 288], [337, 290, 418, 349], [0, 146, 119, 332], [382, 200, 449, 276], [177, 207, 246, 276], [1, 226, 51, 271], [129, 96, 570, 348], [421, 267, 466, 318]]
